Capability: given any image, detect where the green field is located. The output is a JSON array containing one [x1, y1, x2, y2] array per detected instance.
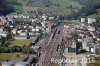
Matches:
[[38, 7, 72, 15], [0, 53, 21, 60], [10, 39, 30, 47], [51, 63, 59, 66], [30, 0, 82, 9], [51, 0, 82, 9], [15, 18, 32, 22], [87, 63, 100, 66]]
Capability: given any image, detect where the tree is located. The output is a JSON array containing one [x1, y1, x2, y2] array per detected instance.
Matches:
[[7, 32, 13, 41], [72, 33, 79, 41], [30, 48, 36, 54], [0, 46, 4, 53], [42, 0, 52, 7], [3, 47, 10, 53], [0, 37, 7, 46], [0, 0, 14, 15], [22, 46, 30, 54], [12, 46, 22, 52], [22, 46, 36, 54]]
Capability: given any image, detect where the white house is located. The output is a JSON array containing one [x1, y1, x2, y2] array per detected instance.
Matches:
[[6, 14, 14, 23], [17, 30, 22, 34], [87, 26, 95, 31], [0, 16, 7, 25], [87, 18, 96, 24], [48, 16, 54, 20], [41, 22, 45, 28], [2, 61, 14, 66], [0, 32, 7, 37], [11, 14, 18, 18], [12, 28, 17, 35], [35, 28, 40, 32], [32, 28, 35, 32], [32, 19, 37, 22], [24, 26, 27, 28], [0, 27, 4, 32], [42, 14, 47, 20], [22, 14, 30, 18], [81, 18, 85, 22], [20, 32, 27, 36], [12, 14, 30, 18]]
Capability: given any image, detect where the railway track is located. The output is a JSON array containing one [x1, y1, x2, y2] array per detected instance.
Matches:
[[39, 23, 64, 66]]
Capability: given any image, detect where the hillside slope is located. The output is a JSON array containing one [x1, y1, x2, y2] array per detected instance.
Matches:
[[1, 0, 100, 17], [9, 0, 83, 15], [30, 0, 83, 15]]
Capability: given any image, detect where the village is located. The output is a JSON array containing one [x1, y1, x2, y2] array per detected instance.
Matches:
[[0, 13, 100, 66]]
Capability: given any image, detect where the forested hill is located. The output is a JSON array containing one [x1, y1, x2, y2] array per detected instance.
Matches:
[[26, 0, 100, 18], [0, 0, 100, 18], [27, 0, 83, 15], [0, 0, 14, 15], [71, 0, 100, 19], [76, 0, 100, 4], [0, 0, 83, 15], [79, 0, 100, 19]]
